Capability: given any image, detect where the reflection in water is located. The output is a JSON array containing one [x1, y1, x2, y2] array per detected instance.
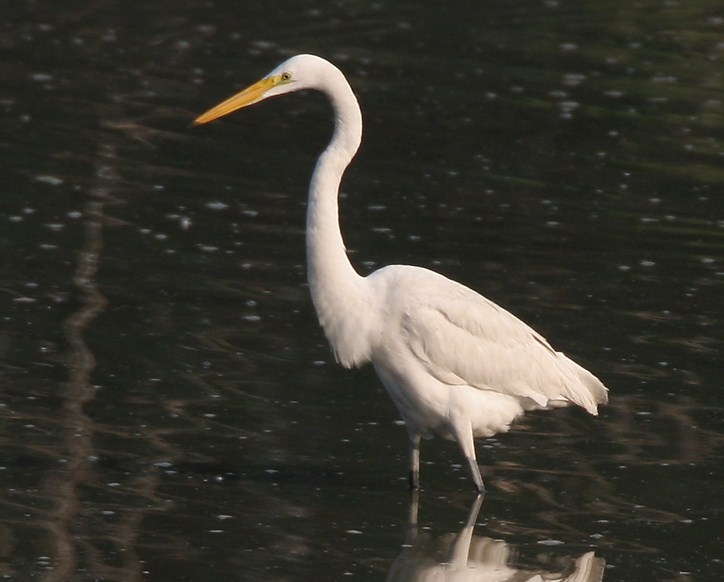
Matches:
[[389, 495, 605, 582], [40, 143, 152, 581], [41, 145, 111, 581]]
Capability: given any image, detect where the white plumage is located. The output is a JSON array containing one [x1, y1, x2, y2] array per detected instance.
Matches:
[[195, 54, 608, 492]]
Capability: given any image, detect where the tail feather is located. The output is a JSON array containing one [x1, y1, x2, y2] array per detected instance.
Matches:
[[558, 353, 609, 415]]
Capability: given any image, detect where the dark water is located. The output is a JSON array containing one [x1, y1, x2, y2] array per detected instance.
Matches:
[[2, 1, 723, 580]]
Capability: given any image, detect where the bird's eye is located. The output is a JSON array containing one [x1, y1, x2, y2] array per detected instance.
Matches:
[[281, 72, 292, 82]]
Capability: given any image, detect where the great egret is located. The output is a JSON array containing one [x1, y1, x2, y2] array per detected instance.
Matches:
[[194, 54, 608, 492]]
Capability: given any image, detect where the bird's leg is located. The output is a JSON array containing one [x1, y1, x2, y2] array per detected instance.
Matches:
[[450, 418, 486, 493], [467, 457, 485, 494], [408, 433, 421, 489], [402, 489, 421, 546]]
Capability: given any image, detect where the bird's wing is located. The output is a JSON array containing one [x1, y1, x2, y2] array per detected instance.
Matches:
[[400, 281, 607, 414]]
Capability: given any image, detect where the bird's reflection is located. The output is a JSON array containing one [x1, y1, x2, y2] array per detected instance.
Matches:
[[388, 494, 605, 581]]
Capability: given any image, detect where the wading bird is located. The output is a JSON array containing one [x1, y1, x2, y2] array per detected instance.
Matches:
[[194, 54, 608, 492]]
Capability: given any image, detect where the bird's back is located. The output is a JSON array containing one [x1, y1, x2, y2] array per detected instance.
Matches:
[[365, 264, 608, 416]]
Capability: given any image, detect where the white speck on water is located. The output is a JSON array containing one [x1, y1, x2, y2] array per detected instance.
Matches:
[[538, 539, 565, 546], [563, 73, 586, 87], [31, 72, 54, 82], [12, 296, 36, 303], [34, 175, 63, 186]]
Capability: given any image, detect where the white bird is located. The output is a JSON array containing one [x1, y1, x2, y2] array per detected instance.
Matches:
[[194, 54, 608, 492]]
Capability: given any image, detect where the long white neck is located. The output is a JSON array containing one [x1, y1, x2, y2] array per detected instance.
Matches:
[[305, 66, 371, 367]]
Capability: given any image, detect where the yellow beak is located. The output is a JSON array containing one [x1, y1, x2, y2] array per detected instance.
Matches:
[[193, 76, 278, 125]]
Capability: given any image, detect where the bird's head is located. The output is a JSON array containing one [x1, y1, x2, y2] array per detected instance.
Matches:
[[193, 54, 328, 125]]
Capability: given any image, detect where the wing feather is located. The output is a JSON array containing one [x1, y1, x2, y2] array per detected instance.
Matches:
[[400, 279, 608, 414]]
